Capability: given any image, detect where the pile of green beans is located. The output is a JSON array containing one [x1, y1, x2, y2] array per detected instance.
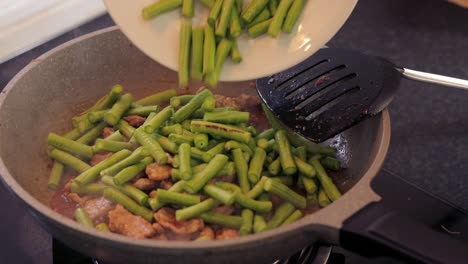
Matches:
[[142, 0, 307, 88], [46, 86, 343, 239]]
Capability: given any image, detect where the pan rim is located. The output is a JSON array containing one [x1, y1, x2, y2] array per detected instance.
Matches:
[[0, 26, 391, 251]]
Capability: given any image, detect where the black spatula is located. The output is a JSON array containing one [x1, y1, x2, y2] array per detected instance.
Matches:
[[256, 48, 468, 142]]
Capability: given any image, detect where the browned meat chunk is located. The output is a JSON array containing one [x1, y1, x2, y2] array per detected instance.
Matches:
[[197, 226, 215, 240], [149, 190, 158, 198], [83, 197, 114, 223], [236, 94, 260, 110], [159, 180, 174, 190], [214, 95, 241, 110], [166, 154, 174, 165], [124, 115, 146, 127], [152, 223, 165, 234], [154, 233, 168, 240], [132, 178, 158, 191], [67, 193, 92, 206], [102, 127, 114, 138], [146, 162, 171, 181], [90, 152, 112, 166], [108, 205, 155, 238], [154, 208, 204, 234], [215, 228, 239, 240], [212, 206, 235, 216]]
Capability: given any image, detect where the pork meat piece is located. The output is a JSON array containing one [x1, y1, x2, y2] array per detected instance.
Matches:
[[108, 205, 156, 238], [83, 197, 114, 223], [154, 207, 204, 234], [215, 228, 239, 240], [146, 162, 171, 181], [102, 127, 114, 138], [197, 226, 215, 240], [214, 95, 241, 110], [159, 180, 174, 190], [132, 178, 158, 191], [90, 152, 112, 166], [124, 115, 146, 127]]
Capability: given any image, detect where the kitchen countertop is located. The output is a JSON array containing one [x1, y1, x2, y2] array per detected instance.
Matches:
[[0, 0, 467, 263]]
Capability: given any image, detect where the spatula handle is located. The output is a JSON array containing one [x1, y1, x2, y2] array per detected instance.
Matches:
[[399, 67, 468, 90]]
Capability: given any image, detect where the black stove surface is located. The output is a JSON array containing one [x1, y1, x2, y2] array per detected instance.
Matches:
[[1, 0, 468, 263]]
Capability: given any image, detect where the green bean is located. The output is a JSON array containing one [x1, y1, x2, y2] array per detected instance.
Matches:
[[184, 154, 229, 193], [190, 147, 208, 161], [270, 176, 294, 186], [253, 215, 267, 233], [255, 128, 276, 141], [247, 18, 272, 38], [256, 138, 269, 150], [202, 96, 216, 112], [168, 133, 194, 145], [174, 161, 234, 179], [320, 156, 341, 171], [75, 119, 93, 134], [48, 133, 94, 158], [214, 182, 241, 193], [96, 223, 110, 232], [157, 188, 200, 206], [318, 188, 331, 208], [87, 110, 107, 123], [47, 162, 64, 190], [103, 188, 153, 222], [102, 176, 148, 206], [74, 149, 131, 185], [70, 182, 107, 196], [230, 5, 242, 38], [247, 137, 257, 153], [200, 212, 243, 228], [215, 0, 234, 37], [182, 0, 194, 17], [152, 133, 179, 154], [293, 156, 316, 178], [275, 130, 296, 175], [232, 148, 250, 193], [134, 129, 167, 164], [104, 93, 133, 126], [263, 178, 306, 209], [93, 138, 135, 153], [173, 90, 213, 123], [203, 25, 216, 74], [144, 106, 174, 133], [75, 208, 94, 227], [200, 0, 215, 7], [72, 85, 122, 124], [246, 176, 268, 199], [236, 192, 272, 213], [100, 147, 149, 176], [116, 119, 135, 139], [306, 192, 318, 207], [113, 157, 154, 185], [128, 112, 157, 144], [142, 0, 183, 20], [203, 111, 249, 124], [160, 124, 183, 136], [208, 0, 223, 26], [267, 158, 280, 175], [191, 120, 251, 144], [240, 209, 254, 235], [76, 122, 107, 145], [48, 149, 91, 173], [282, 0, 306, 33], [125, 105, 160, 117], [269, 0, 278, 14], [282, 210, 302, 226], [149, 181, 186, 211], [170, 95, 194, 108], [267, 0, 293, 37], [311, 158, 341, 201], [193, 133, 209, 149], [248, 147, 266, 184], [179, 19, 192, 88], [204, 39, 232, 87], [203, 184, 237, 205], [176, 198, 218, 221], [248, 8, 270, 27], [203, 142, 225, 162], [136, 89, 177, 106], [178, 143, 192, 180], [190, 27, 204, 80], [302, 176, 318, 194], [266, 202, 295, 229], [63, 128, 82, 140], [241, 0, 269, 23]]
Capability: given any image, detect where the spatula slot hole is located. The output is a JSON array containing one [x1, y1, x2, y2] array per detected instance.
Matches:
[[285, 65, 349, 99], [305, 86, 359, 121], [276, 59, 329, 91]]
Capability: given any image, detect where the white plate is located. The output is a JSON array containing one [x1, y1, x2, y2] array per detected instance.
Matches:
[[104, 0, 357, 81]]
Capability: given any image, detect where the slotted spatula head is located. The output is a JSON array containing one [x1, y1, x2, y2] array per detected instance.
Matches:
[[256, 48, 401, 142]]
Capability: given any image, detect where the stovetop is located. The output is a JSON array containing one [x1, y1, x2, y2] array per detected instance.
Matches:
[[1, 0, 467, 263]]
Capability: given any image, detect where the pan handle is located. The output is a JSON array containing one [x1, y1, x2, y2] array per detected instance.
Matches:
[[340, 201, 468, 263]]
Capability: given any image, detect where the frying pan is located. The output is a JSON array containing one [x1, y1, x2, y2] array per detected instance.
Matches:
[[0, 27, 465, 264]]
